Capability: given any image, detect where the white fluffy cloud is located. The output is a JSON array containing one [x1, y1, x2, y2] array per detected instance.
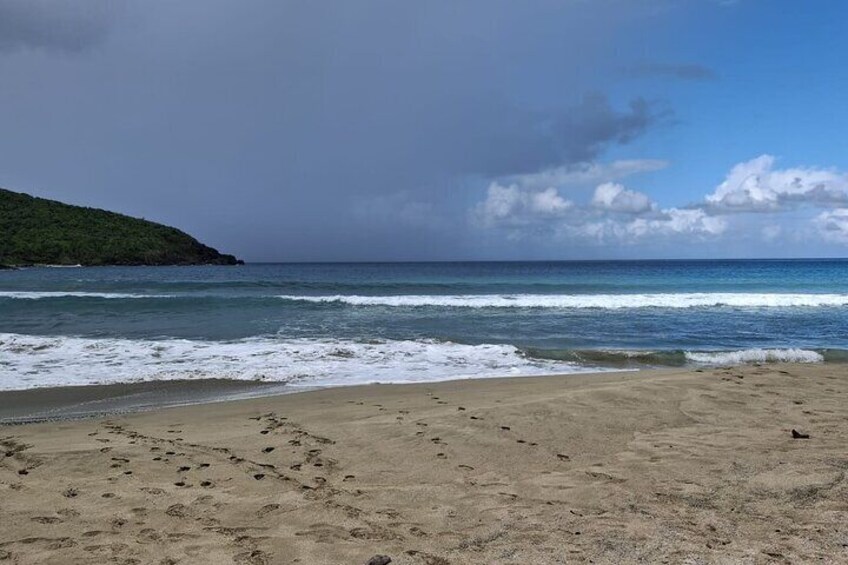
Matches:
[[591, 182, 655, 213], [473, 183, 573, 228], [474, 179, 723, 243], [705, 155, 848, 212], [471, 155, 848, 248], [566, 208, 726, 244], [626, 208, 726, 238]]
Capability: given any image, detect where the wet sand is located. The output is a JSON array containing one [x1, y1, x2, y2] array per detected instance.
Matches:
[[1, 364, 847, 564], [0, 379, 296, 424]]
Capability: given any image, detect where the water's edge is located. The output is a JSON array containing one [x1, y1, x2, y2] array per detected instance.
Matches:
[[0, 378, 297, 425], [0, 370, 640, 425]]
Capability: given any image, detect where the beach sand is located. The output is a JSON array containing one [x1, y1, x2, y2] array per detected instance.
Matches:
[[1, 364, 847, 564]]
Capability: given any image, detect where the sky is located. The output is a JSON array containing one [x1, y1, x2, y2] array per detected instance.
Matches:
[[1, 0, 848, 261]]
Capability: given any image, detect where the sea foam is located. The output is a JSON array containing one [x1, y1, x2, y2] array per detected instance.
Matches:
[[685, 348, 824, 365], [0, 291, 172, 300], [278, 292, 848, 309], [0, 333, 593, 391]]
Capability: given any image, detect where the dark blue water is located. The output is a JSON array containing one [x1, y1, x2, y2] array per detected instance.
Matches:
[[2, 260, 847, 390]]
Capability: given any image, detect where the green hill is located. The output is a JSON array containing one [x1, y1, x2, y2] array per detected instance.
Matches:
[[0, 188, 242, 266]]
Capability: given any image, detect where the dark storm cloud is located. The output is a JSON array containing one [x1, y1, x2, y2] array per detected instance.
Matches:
[[0, 0, 688, 260], [0, 0, 114, 52], [625, 62, 717, 81], [549, 94, 671, 166]]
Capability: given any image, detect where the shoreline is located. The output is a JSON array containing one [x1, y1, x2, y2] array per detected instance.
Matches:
[[0, 370, 637, 425], [0, 378, 301, 425], [1, 363, 846, 563]]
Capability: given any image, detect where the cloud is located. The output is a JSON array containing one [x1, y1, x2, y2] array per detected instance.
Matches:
[[546, 94, 672, 166], [625, 62, 717, 81], [705, 155, 848, 213], [0, 0, 114, 53], [554, 208, 726, 245], [470, 154, 848, 249], [0, 0, 707, 260], [591, 182, 655, 214], [761, 224, 782, 242], [573, 208, 727, 244], [472, 174, 725, 245], [453, 94, 671, 179], [562, 207, 726, 244], [815, 209, 848, 244], [502, 159, 668, 192], [473, 183, 573, 229], [625, 208, 727, 238]]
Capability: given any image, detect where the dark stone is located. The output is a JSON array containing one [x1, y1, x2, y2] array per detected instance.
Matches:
[[791, 429, 810, 439], [365, 556, 392, 565]]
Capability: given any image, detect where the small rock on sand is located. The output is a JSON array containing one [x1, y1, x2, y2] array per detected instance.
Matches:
[[366, 555, 392, 565]]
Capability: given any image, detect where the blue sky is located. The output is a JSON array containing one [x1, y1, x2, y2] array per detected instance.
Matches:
[[1, 1, 847, 260]]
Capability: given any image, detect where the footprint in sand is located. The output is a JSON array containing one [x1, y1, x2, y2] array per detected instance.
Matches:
[[256, 504, 280, 517], [31, 516, 62, 524]]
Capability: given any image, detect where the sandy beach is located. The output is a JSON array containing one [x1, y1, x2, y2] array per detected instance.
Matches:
[[1, 364, 847, 564]]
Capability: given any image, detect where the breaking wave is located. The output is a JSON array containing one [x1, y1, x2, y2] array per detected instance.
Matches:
[[684, 348, 824, 365], [0, 291, 173, 300], [278, 293, 848, 309], [0, 333, 600, 391]]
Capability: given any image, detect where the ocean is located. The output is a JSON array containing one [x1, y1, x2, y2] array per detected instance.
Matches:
[[1, 260, 847, 391]]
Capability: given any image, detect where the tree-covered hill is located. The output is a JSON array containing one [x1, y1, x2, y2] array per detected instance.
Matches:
[[0, 188, 242, 266]]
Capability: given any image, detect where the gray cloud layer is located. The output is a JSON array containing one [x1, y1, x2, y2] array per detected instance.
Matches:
[[0, 0, 114, 52], [0, 1, 703, 260], [625, 62, 717, 81]]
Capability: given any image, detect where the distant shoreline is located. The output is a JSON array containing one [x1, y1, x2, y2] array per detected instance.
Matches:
[[0, 262, 244, 269]]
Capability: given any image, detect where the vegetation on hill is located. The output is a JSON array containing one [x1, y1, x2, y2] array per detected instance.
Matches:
[[0, 188, 242, 266]]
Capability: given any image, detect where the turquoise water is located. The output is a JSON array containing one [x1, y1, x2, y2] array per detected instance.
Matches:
[[1, 260, 847, 390]]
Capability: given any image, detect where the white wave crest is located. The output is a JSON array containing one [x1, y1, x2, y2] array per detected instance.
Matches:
[[0, 333, 602, 391], [278, 293, 848, 309], [685, 348, 824, 365], [0, 291, 172, 300]]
